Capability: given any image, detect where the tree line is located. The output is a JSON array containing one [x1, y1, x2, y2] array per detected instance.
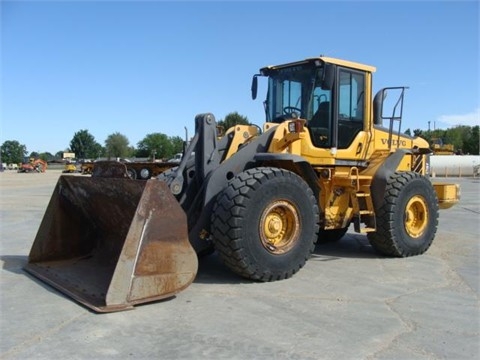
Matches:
[[0, 112, 250, 164], [405, 125, 479, 155], [2, 114, 478, 165]]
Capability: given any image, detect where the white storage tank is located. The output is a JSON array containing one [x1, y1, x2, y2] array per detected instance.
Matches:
[[430, 155, 480, 177]]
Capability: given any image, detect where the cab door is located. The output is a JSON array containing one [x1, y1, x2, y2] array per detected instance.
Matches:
[[334, 68, 368, 160], [306, 66, 369, 162]]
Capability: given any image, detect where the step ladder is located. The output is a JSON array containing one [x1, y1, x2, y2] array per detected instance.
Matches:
[[347, 167, 376, 233]]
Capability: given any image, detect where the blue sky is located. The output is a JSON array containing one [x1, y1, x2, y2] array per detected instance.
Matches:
[[1, 0, 479, 155]]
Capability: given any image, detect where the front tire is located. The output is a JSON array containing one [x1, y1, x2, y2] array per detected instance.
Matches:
[[211, 167, 319, 281], [367, 172, 439, 257]]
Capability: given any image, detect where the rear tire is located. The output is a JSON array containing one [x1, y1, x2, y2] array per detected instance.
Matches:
[[211, 167, 319, 281], [367, 172, 439, 257]]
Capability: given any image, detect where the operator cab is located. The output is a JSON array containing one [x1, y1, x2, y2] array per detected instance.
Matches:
[[252, 57, 374, 150]]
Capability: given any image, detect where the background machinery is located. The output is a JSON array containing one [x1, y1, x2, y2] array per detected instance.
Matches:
[[18, 157, 47, 173], [62, 152, 78, 173], [81, 159, 177, 179], [63, 161, 78, 173], [25, 56, 459, 312], [430, 137, 455, 155]]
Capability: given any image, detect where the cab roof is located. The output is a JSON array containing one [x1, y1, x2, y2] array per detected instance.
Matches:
[[260, 56, 376, 74]]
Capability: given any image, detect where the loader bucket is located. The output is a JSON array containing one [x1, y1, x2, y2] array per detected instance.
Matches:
[[24, 175, 198, 312]]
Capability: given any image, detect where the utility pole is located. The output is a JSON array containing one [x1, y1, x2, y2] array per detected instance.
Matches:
[[428, 121, 431, 131]]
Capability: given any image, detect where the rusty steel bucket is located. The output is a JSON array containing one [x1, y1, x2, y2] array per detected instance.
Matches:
[[24, 169, 198, 312]]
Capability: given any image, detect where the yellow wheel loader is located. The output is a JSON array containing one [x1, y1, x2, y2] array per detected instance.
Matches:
[[25, 56, 460, 312], [63, 161, 77, 173]]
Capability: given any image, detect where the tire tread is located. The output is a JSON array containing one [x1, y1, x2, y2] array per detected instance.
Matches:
[[211, 167, 319, 281]]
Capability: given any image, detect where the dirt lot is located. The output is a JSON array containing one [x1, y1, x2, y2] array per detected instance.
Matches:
[[1, 170, 479, 359]]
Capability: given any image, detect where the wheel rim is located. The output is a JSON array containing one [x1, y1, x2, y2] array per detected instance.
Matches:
[[259, 200, 300, 254], [140, 168, 150, 179], [404, 195, 429, 238]]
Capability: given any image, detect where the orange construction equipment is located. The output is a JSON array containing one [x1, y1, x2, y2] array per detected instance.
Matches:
[[18, 158, 47, 173]]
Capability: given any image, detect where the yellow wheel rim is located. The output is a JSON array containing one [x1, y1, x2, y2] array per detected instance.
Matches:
[[259, 200, 300, 254], [404, 195, 429, 238]]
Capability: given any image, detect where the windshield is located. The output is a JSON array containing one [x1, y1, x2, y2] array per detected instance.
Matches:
[[265, 64, 329, 122]]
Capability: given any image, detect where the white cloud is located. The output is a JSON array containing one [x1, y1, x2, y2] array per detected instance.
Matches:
[[437, 108, 480, 127]]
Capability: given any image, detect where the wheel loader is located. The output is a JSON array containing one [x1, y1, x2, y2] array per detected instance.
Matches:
[[25, 56, 460, 312]]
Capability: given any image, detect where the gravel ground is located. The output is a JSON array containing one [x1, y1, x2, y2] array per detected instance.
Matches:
[[1, 170, 478, 360]]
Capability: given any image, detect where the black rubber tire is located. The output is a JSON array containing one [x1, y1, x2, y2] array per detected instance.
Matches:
[[126, 168, 137, 179], [211, 167, 319, 281], [367, 172, 439, 257], [317, 227, 348, 243]]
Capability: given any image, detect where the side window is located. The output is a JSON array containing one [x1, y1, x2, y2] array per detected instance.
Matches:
[[312, 87, 331, 115], [283, 80, 302, 110], [268, 79, 303, 119], [277, 80, 302, 118], [337, 69, 365, 148], [338, 70, 365, 122], [309, 86, 332, 148]]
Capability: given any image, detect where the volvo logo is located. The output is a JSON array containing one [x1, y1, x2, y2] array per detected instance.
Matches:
[[381, 138, 407, 147]]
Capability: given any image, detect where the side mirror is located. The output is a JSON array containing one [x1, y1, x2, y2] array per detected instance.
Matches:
[[251, 75, 258, 100], [321, 64, 335, 90]]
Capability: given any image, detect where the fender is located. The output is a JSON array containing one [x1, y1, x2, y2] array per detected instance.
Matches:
[[254, 153, 320, 198], [370, 149, 411, 210]]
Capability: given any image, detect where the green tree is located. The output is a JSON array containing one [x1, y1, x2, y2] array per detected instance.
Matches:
[[38, 152, 55, 162], [91, 143, 105, 158], [104, 132, 132, 158], [217, 111, 250, 130], [169, 136, 185, 156], [413, 129, 423, 137], [70, 130, 102, 159], [1, 140, 27, 164], [462, 125, 479, 155], [441, 125, 471, 152], [421, 129, 441, 146], [404, 128, 412, 136], [416, 125, 478, 155], [136, 133, 172, 159]]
